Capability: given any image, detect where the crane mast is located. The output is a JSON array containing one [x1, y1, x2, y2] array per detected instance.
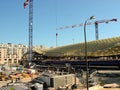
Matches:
[[95, 22, 98, 40], [94, 19, 117, 40], [28, 0, 33, 62], [24, 0, 33, 62]]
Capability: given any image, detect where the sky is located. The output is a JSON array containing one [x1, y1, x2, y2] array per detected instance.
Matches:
[[0, 0, 120, 47]]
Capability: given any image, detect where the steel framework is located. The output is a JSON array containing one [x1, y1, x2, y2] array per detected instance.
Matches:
[[28, 0, 33, 62]]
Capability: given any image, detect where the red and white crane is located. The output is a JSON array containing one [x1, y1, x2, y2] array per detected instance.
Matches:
[[57, 18, 117, 40]]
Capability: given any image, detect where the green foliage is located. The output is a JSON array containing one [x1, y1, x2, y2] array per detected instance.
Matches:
[[9, 87, 15, 90]]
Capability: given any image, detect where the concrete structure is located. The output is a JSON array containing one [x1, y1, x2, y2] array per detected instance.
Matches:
[[39, 73, 75, 89], [0, 43, 28, 65]]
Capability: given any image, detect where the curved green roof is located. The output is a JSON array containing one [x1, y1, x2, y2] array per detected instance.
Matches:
[[45, 36, 120, 57]]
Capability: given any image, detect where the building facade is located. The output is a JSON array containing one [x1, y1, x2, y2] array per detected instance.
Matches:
[[0, 43, 28, 65]]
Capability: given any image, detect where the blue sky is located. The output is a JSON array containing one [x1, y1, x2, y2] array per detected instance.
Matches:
[[0, 0, 120, 47]]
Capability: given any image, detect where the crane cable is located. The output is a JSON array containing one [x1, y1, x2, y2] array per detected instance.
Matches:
[[56, 0, 58, 47]]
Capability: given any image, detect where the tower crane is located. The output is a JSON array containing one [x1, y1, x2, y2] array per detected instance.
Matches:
[[57, 18, 117, 40], [24, 0, 33, 62]]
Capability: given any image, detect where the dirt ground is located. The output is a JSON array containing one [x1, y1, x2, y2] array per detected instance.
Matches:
[[1, 71, 120, 90], [0, 74, 38, 88], [99, 88, 120, 90]]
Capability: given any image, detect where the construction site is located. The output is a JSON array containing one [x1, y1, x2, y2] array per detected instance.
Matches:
[[1, 0, 120, 90]]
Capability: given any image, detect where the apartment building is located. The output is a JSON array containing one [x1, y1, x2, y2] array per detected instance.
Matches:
[[0, 43, 28, 65]]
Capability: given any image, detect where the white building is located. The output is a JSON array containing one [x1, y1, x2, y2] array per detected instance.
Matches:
[[0, 43, 28, 65]]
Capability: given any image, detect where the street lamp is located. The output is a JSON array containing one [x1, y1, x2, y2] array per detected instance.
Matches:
[[84, 16, 95, 90]]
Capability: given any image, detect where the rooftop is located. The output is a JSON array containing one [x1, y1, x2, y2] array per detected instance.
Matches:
[[44, 36, 120, 57]]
